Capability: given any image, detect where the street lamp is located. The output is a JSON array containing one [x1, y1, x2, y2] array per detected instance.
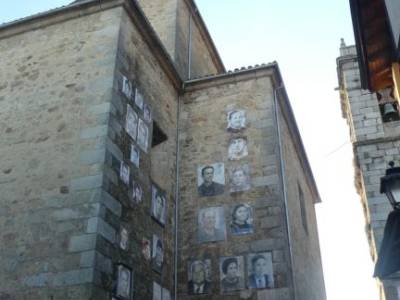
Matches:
[[380, 161, 400, 210], [374, 161, 400, 278]]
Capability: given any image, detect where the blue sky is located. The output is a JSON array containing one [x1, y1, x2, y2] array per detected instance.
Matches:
[[0, 1, 379, 299]]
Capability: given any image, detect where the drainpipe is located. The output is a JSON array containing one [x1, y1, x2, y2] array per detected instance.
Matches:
[[273, 86, 297, 300], [173, 91, 182, 300], [187, 14, 193, 79]]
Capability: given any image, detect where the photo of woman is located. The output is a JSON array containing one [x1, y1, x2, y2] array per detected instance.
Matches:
[[230, 204, 254, 235]]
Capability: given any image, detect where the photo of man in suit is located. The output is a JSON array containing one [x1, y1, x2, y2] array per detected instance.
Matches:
[[197, 164, 225, 197], [188, 260, 211, 294], [247, 253, 274, 289]]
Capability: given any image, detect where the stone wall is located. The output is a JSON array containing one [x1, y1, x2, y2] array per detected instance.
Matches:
[[178, 70, 295, 299], [0, 6, 122, 299], [337, 44, 400, 300], [277, 100, 326, 300]]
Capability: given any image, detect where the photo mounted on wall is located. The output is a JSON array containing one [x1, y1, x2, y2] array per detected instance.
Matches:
[[114, 264, 132, 300], [143, 102, 152, 123], [230, 203, 254, 235], [125, 104, 138, 140], [247, 252, 274, 289], [132, 181, 143, 204], [227, 109, 246, 131], [118, 226, 129, 251], [229, 164, 251, 193], [135, 88, 144, 110], [142, 238, 151, 261], [188, 259, 212, 295], [152, 234, 164, 274], [228, 137, 248, 160], [219, 256, 245, 293], [153, 281, 162, 300], [151, 184, 167, 226], [162, 288, 171, 300], [119, 162, 130, 186], [197, 163, 225, 197], [121, 75, 134, 101], [137, 118, 150, 152], [197, 206, 226, 243], [130, 144, 140, 168]]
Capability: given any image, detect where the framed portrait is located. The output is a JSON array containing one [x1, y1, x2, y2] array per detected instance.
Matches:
[[135, 88, 144, 110], [143, 102, 152, 123], [125, 105, 138, 140], [151, 184, 167, 226], [230, 204, 254, 235], [130, 144, 140, 168], [114, 264, 133, 300], [152, 234, 164, 274], [197, 206, 226, 243], [188, 259, 211, 295], [229, 164, 251, 193], [247, 252, 274, 289], [118, 226, 129, 251], [197, 163, 225, 197], [162, 288, 171, 300], [153, 281, 162, 300], [227, 109, 246, 131], [142, 237, 151, 261], [219, 256, 245, 294], [119, 162, 130, 186], [228, 137, 248, 160], [132, 181, 143, 204], [137, 118, 150, 152], [121, 75, 134, 101]]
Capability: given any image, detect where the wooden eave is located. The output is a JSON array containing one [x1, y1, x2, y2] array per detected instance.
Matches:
[[350, 0, 394, 91]]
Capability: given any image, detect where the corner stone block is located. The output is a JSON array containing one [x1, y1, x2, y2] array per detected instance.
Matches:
[[86, 217, 116, 244], [69, 234, 97, 252], [52, 268, 94, 286], [80, 125, 108, 139], [101, 190, 122, 217], [79, 149, 106, 165], [70, 174, 103, 191]]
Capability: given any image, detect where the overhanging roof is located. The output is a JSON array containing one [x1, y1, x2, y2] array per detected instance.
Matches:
[[349, 0, 395, 91]]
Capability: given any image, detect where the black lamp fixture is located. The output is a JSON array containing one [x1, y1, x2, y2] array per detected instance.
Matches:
[[380, 161, 400, 210], [374, 161, 400, 278]]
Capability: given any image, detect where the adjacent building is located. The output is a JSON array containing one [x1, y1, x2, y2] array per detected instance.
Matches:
[[337, 40, 400, 300], [0, 0, 326, 299]]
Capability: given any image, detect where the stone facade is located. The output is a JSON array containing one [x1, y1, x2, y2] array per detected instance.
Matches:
[[337, 43, 400, 300], [0, 0, 325, 299]]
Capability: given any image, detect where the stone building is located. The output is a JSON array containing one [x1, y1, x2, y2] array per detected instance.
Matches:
[[0, 0, 326, 299], [337, 41, 400, 300]]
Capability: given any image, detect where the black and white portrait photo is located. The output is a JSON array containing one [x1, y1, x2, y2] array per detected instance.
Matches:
[[142, 238, 151, 261], [228, 137, 248, 160], [219, 256, 245, 293], [188, 259, 211, 295], [247, 252, 274, 289], [132, 181, 143, 204], [122, 75, 133, 100], [135, 88, 144, 110], [197, 163, 225, 197], [229, 165, 251, 193], [130, 144, 140, 168], [137, 118, 150, 152], [153, 281, 162, 300], [118, 226, 129, 251], [230, 204, 254, 235], [197, 206, 226, 243], [115, 264, 132, 300], [227, 109, 246, 131], [125, 104, 138, 140], [119, 162, 130, 186], [143, 102, 152, 123], [151, 185, 167, 226], [152, 234, 164, 274]]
